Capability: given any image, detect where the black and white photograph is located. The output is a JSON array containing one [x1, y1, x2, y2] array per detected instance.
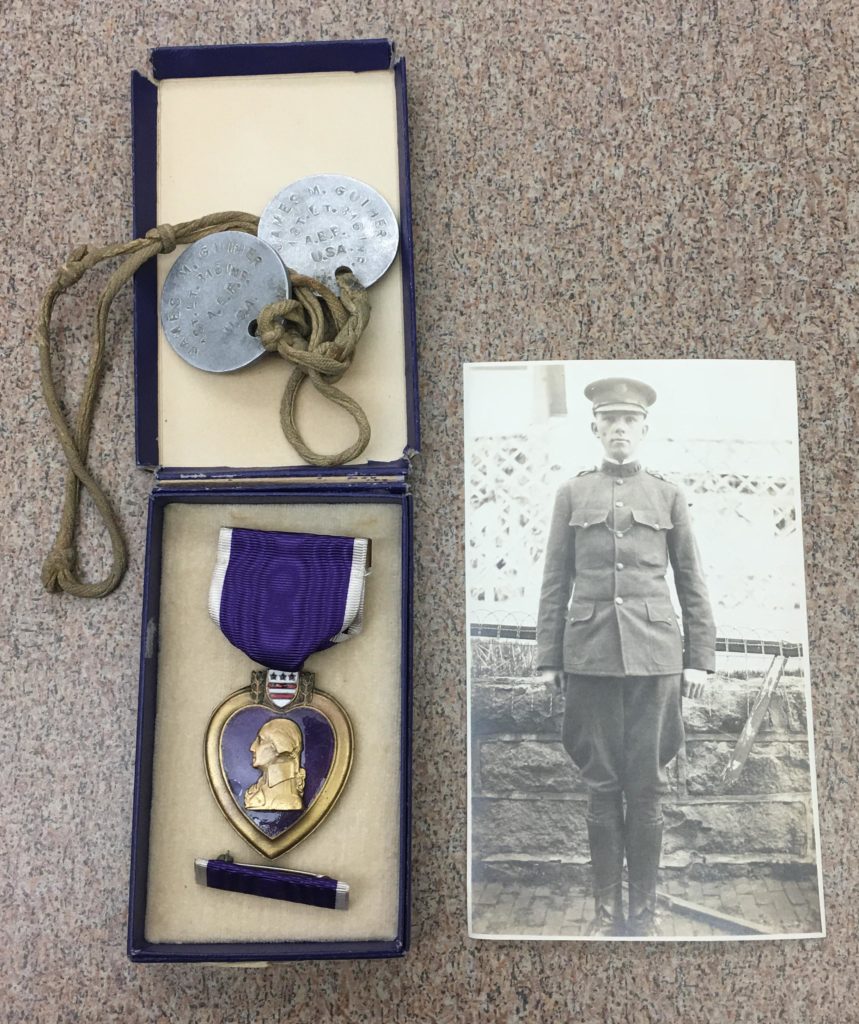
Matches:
[[465, 359, 825, 942]]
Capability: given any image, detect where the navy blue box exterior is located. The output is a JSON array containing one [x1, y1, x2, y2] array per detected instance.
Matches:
[[131, 39, 419, 472], [128, 485, 413, 962], [128, 39, 416, 963], [152, 38, 394, 80], [130, 72, 159, 469]]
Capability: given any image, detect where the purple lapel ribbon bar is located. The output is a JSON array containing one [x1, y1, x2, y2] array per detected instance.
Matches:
[[195, 857, 349, 910], [208, 527, 369, 670]]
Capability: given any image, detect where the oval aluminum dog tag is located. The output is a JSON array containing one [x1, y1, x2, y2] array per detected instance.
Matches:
[[258, 174, 399, 290], [160, 231, 290, 373]]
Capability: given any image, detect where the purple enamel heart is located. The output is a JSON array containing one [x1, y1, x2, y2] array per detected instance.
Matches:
[[220, 705, 336, 839]]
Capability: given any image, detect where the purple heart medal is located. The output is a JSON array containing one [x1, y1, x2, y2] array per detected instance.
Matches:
[[205, 528, 368, 859]]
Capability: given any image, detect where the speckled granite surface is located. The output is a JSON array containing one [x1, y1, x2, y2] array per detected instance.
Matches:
[[2, 3, 857, 1021]]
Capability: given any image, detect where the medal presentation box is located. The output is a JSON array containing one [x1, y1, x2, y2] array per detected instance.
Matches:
[[128, 40, 417, 963]]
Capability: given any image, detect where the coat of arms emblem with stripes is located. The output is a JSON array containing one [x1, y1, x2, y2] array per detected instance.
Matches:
[[266, 670, 300, 708]]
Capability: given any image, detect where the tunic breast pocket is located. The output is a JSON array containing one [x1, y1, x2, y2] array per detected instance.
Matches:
[[569, 509, 612, 570], [630, 508, 670, 568]]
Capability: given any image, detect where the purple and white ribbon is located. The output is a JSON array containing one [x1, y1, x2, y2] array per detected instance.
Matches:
[[208, 528, 369, 672], [195, 858, 349, 910]]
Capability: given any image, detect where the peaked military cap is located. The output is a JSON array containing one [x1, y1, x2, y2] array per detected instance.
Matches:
[[584, 377, 657, 415]]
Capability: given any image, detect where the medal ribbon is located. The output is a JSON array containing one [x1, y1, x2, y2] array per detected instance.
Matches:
[[209, 528, 369, 672]]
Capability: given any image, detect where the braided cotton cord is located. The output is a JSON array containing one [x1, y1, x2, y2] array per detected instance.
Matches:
[[37, 216, 372, 598]]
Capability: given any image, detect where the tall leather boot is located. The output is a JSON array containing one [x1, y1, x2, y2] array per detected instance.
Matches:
[[585, 793, 625, 937], [625, 800, 663, 937]]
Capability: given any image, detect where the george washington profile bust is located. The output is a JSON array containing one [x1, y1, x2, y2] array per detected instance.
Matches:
[[244, 718, 307, 812]]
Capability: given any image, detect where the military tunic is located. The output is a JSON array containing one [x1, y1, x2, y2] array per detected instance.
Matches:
[[537, 460, 716, 677]]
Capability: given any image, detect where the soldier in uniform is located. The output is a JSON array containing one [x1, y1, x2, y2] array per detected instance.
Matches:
[[537, 377, 715, 937]]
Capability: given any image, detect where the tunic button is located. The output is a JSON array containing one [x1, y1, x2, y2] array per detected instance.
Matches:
[[616, 562, 624, 570], [615, 531, 623, 538], [615, 597, 624, 605], [615, 501, 624, 507], [616, 479, 624, 485]]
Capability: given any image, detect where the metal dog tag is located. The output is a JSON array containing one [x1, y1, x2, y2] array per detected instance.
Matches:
[[160, 231, 290, 373], [258, 174, 399, 290]]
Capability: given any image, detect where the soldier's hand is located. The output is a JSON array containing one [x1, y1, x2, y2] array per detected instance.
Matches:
[[682, 668, 709, 700], [540, 669, 565, 694]]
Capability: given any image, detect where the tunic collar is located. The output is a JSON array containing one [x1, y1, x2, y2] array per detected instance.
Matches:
[[600, 458, 642, 478]]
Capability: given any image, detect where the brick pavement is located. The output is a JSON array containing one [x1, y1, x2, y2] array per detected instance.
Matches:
[[471, 872, 822, 939]]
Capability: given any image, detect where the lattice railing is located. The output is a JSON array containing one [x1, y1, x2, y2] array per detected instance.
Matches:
[[467, 433, 804, 640]]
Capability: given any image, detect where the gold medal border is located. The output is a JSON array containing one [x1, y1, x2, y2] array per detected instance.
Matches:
[[205, 687, 354, 860]]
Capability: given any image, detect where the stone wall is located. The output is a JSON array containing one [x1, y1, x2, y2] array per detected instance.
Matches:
[[471, 637, 818, 886]]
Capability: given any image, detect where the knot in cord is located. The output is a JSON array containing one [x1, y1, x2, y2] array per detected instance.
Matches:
[[145, 223, 177, 254], [40, 546, 76, 591], [315, 339, 342, 359], [257, 321, 292, 352], [258, 268, 373, 466], [313, 340, 348, 379], [56, 245, 89, 289], [256, 298, 310, 353]]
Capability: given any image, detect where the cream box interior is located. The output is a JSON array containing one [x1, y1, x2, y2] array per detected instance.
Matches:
[[155, 70, 408, 469], [144, 498, 405, 946]]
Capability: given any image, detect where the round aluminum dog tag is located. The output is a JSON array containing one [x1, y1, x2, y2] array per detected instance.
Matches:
[[160, 231, 290, 373], [258, 174, 399, 290]]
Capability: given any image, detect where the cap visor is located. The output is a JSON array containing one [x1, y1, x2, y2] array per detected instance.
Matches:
[[593, 402, 647, 414]]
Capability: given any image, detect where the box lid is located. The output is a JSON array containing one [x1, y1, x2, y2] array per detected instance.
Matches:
[[132, 40, 418, 482]]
